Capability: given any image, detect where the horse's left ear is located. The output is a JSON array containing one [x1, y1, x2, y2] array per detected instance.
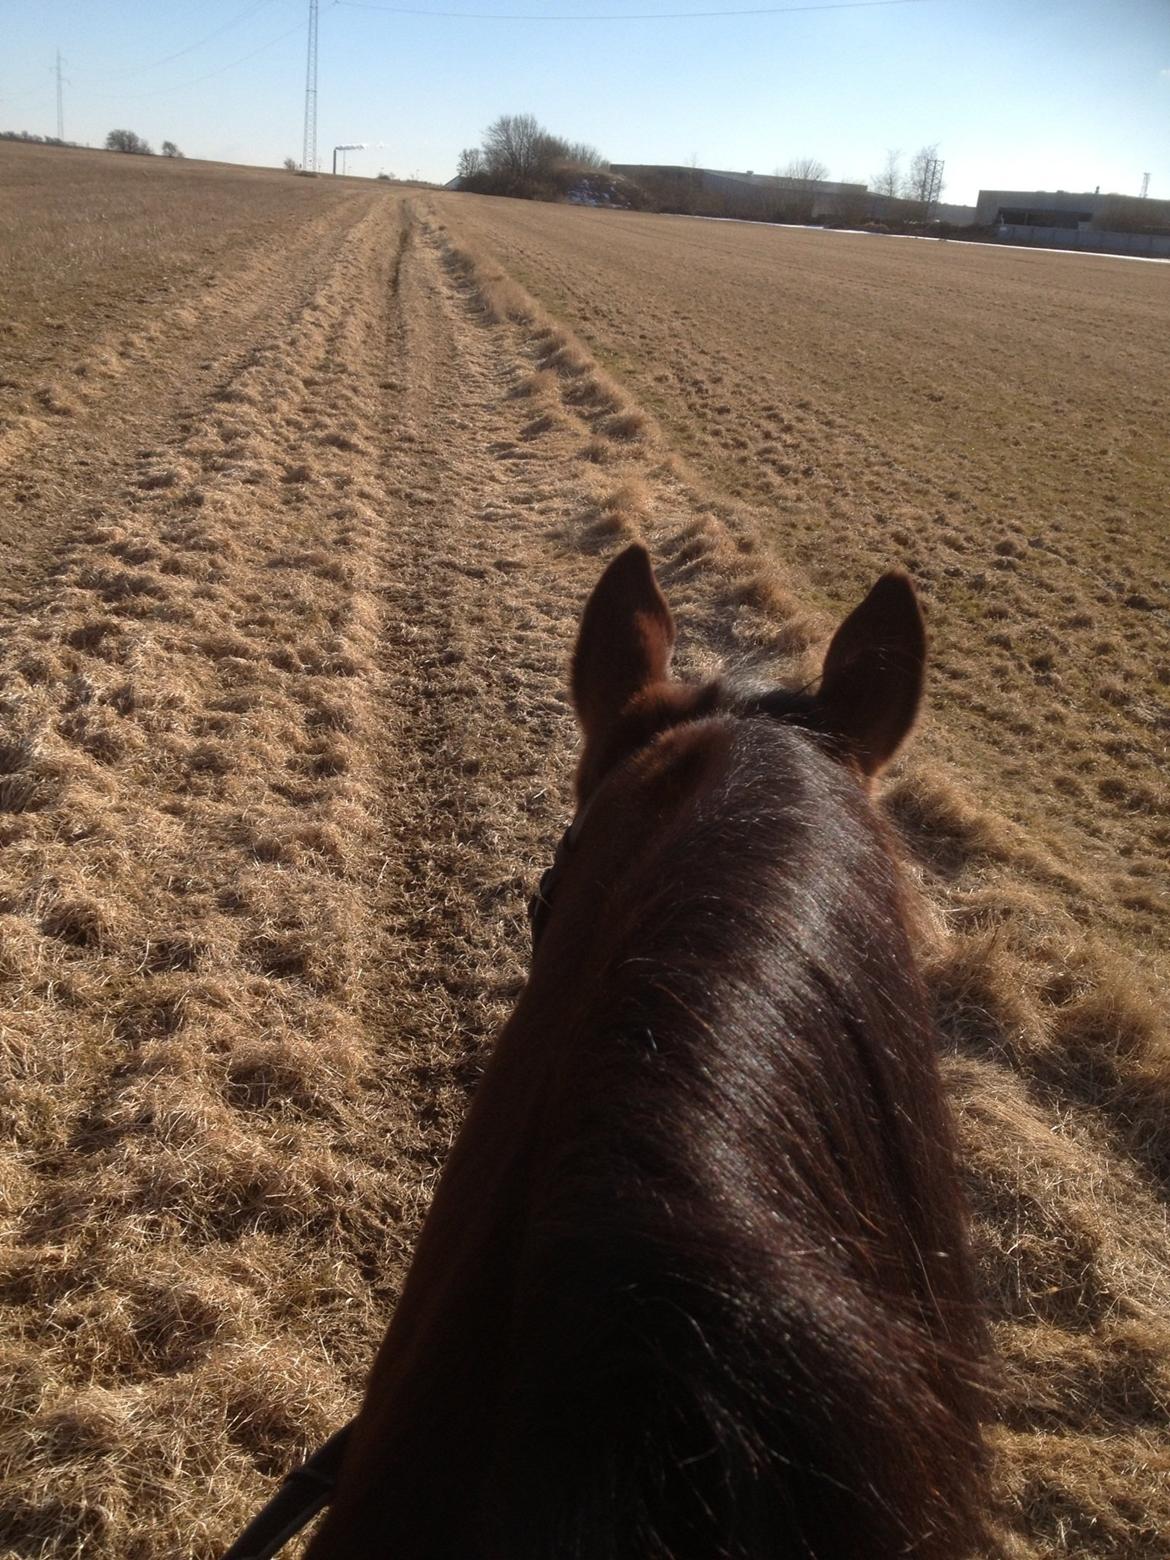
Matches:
[[815, 572, 926, 777], [572, 545, 675, 751]]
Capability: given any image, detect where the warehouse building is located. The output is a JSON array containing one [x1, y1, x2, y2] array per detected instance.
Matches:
[[977, 189, 1107, 228], [975, 188, 1170, 255]]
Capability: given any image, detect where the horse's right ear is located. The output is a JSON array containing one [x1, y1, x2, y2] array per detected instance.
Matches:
[[572, 545, 675, 751], [814, 571, 926, 778]]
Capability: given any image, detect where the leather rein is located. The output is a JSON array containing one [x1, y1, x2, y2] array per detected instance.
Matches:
[[218, 812, 584, 1558]]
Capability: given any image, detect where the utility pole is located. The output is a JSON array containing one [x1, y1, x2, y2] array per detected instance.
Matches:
[[55, 49, 65, 141], [302, 0, 319, 173]]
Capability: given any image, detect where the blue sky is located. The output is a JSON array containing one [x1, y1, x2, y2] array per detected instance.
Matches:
[[3, 0, 1168, 204]]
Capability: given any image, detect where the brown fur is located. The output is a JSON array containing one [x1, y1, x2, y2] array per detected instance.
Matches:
[[309, 546, 987, 1559]]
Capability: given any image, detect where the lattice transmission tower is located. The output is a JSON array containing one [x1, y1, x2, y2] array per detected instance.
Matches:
[[923, 156, 944, 213], [302, 0, 319, 173]]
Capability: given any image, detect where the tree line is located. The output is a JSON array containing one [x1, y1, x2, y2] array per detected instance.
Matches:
[[451, 115, 950, 225], [0, 128, 181, 158], [0, 130, 80, 149], [456, 114, 609, 200], [105, 129, 182, 158], [870, 145, 945, 204]]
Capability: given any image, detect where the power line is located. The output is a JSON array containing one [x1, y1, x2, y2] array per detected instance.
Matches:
[[72, 0, 285, 82], [85, 23, 304, 101], [334, 0, 935, 19], [0, 81, 48, 105]]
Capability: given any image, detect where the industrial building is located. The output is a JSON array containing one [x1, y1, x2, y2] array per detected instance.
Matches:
[[610, 164, 978, 225], [976, 188, 1164, 227], [975, 188, 1170, 256], [610, 164, 868, 223]]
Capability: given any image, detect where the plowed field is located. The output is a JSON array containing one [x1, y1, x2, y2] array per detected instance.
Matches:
[[2, 146, 1167, 1558]]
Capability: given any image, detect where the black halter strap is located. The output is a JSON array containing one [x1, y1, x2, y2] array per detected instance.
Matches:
[[527, 802, 590, 953], [219, 1421, 353, 1560]]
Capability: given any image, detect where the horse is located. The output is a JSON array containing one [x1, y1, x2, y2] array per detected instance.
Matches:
[[305, 545, 987, 1559]]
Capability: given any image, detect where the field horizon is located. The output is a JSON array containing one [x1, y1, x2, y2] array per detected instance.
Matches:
[[1, 143, 1167, 1557]]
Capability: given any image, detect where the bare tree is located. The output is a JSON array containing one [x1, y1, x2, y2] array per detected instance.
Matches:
[[906, 144, 944, 206], [533, 128, 571, 172], [463, 113, 609, 200], [483, 113, 548, 182], [161, 140, 182, 159], [781, 156, 828, 184], [457, 146, 483, 180], [283, 156, 298, 172], [566, 141, 607, 170], [105, 129, 153, 156], [871, 149, 905, 198]]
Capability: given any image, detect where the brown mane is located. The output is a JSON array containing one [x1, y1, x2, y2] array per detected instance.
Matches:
[[307, 546, 987, 1559]]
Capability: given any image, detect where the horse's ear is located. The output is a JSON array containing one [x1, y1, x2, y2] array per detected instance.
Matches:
[[572, 545, 675, 748], [815, 572, 926, 777]]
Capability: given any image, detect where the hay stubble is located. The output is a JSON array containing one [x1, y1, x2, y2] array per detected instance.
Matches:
[[1, 147, 1168, 1557]]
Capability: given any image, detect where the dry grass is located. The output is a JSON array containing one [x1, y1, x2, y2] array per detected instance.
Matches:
[[0, 141, 385, 584], [1, 145, 1168, 1558], [0, 142, 361, 338], [434, 225, 659, 457], [425, 194, 1170, 1558], [0, 160, 416, 1555], [437, 194, 1170, 974]]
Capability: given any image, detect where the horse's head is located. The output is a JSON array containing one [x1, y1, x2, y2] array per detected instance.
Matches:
[[305, 546, 984, 1560], [571, 542, 926, 803]]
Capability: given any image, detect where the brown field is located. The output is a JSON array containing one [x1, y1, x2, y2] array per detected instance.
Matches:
[[437, 196, 1170, 971], [1, 143, 1168, 1557]]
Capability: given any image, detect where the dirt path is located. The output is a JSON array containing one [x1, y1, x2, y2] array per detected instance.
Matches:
[[1, 191, 654, 1557], [2, 190, 1168, 1558]]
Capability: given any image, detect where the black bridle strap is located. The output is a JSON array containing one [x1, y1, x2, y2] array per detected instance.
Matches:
[[528, 803, 591, 953], [220, 1420, 355, 1560]]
